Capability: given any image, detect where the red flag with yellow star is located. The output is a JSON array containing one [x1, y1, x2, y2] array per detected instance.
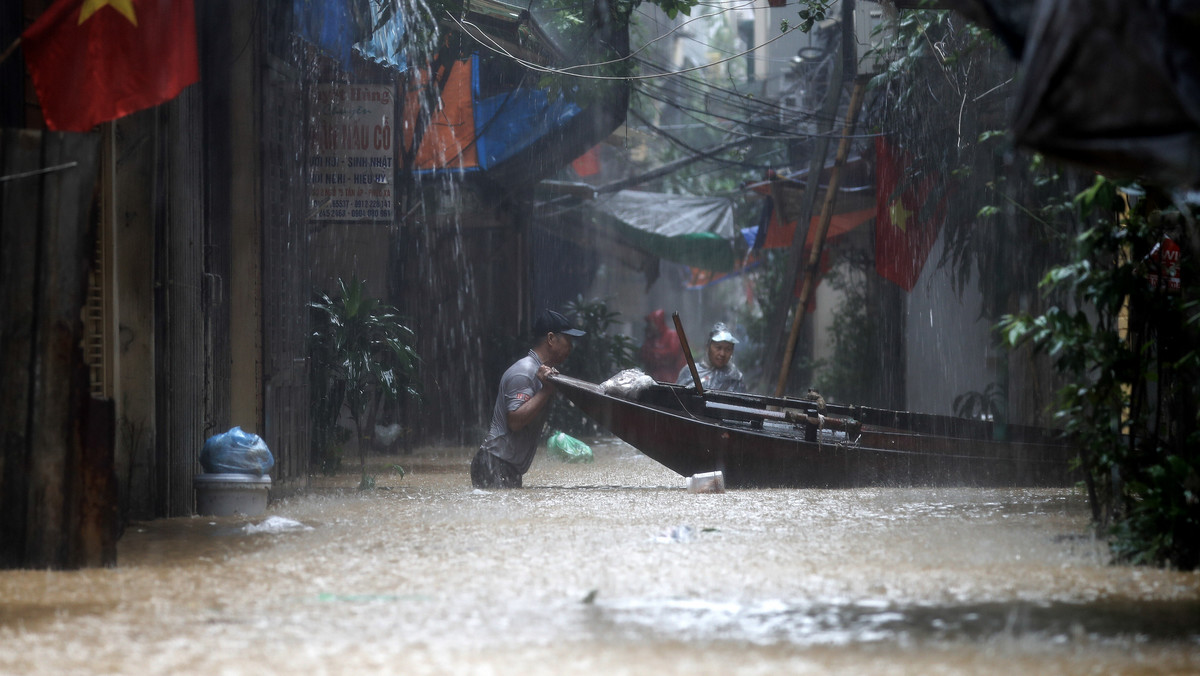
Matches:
[[874, 136, 947, 291], [22, 0, 198, 132]]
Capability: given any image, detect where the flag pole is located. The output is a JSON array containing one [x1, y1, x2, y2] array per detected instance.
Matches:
[[773, 76, 868, 398], [0, 37, 20, 67]]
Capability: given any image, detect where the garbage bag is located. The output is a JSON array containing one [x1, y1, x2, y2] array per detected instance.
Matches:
[[200, 426, 275, 476], [601, 368, 656, 399], [546, 431, 594, 463], [374, 423, 403, 446]]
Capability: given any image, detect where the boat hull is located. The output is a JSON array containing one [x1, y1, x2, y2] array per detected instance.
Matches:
[[551, 375, 1077, 489]]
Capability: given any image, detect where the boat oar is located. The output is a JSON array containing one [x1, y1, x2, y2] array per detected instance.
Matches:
[[673, 312, 704, 395]]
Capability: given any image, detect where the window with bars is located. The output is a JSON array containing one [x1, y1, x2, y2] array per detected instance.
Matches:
[[83, 209, 111, 400]]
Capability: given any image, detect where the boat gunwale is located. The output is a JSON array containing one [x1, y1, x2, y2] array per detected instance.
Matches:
[[551, 374, 1074, 464]]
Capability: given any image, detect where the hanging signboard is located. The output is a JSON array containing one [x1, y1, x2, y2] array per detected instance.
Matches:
[[308, 84, 395, 222], [1147, 236, 1182, 293]]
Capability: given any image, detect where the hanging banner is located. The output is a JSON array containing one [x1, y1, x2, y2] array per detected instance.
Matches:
[[308, 84, 395, 222], [1147, 236, 1182, 293], [874, 136, 949, 291]]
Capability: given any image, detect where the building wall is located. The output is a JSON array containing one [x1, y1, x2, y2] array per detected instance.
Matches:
[[108, 114, 159, 519], [229, 0, 263, 434], [752, 2, 827, 98], [904, 235, 996, 417]]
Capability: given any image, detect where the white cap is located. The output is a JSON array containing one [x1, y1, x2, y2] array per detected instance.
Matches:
[[708, 322, 738, 344]]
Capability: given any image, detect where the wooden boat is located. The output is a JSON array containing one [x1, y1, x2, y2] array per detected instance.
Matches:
[[548, 373, 1078, 488]]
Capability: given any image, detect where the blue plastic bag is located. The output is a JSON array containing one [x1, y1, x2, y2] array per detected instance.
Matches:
[[200, 426, 275, 476]]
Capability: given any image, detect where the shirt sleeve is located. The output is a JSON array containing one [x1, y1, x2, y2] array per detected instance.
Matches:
[[504, 372, 537, 412]]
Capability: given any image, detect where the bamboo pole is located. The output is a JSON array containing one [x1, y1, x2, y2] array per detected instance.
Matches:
[[0, 37, 20, 68], [673, 311, 704, 395], [759, 51, 845, 393], [774, 76, 869, 398]]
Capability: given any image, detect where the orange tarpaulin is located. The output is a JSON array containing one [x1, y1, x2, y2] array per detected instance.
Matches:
[[745, 164, 875, 250], [402, 58, 478, 171], [761, 207, 875, 250]]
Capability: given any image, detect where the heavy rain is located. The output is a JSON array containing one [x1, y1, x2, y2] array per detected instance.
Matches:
[[1, 0, 1198, 674]]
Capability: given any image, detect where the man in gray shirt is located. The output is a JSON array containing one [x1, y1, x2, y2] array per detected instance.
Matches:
[[471, 309, 586, 488]]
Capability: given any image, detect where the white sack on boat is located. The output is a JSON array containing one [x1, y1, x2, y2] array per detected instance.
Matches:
[[601, 369, 656, 399]]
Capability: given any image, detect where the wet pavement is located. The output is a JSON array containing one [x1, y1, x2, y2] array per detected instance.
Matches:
[[1, 439, 1197, 675]]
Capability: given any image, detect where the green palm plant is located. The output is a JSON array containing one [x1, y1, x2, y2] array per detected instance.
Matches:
[[952, 382, 1003, 421], [310, 277, 420, 482]]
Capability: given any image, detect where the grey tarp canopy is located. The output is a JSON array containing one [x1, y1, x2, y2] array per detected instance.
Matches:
[[583, 190, 737, 272], [950, 0, 1200, 187]]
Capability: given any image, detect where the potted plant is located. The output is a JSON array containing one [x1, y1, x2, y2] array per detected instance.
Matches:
[[310, 277, 421, 484]]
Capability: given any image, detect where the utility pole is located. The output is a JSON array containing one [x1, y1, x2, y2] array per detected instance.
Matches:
[[760, 0, 858, 394], [774, 75, 868, 397]]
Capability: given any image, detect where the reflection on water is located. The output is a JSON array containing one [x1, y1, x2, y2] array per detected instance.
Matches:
[[595, 597, 1200, 646], [1, 439, 1197, 675]]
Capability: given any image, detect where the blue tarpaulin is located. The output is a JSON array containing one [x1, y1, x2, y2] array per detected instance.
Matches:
[[293, 0, 372, 69], [409, 55, 585, 174], [475, 87, 583, 169]]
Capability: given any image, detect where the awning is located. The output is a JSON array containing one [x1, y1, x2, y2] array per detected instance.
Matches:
[[743, 156, 876, 250], [955, 0, 1200, 186], [583, 190, 737, 272]]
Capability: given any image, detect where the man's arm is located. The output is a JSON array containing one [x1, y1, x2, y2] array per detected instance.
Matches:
[[507, 365, 558, 431]]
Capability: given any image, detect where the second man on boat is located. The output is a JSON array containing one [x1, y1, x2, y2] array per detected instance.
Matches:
[[676, 322, 746, 393]]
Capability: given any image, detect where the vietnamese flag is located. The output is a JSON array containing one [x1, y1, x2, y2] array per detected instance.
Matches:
[[874, 136, 948, 291], [22, 0, 199, 132]]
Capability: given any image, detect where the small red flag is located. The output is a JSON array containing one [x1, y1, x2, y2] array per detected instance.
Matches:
[[22, 0, 199, 132], [571, 145, 601, 177], [874, 136, 947, 291]]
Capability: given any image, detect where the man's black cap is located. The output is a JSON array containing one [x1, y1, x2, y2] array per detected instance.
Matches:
[[533, 309, 586, 337]]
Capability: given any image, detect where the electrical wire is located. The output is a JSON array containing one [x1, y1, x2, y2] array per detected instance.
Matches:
[[633, 78, 863, 144], [545, 0, 762, 74], [445, 9, 804, 81], [635, 82, 880, 143]]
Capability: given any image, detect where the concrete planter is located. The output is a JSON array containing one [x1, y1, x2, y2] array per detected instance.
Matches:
[[194, 473, 272, 516]]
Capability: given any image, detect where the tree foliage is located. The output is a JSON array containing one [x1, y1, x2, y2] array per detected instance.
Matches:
[[1000, 179, 1200, 569], [866, 9, 1082, 319]]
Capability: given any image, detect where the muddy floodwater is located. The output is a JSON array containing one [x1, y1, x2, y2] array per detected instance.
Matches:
[[1, 440, 1198, 675]]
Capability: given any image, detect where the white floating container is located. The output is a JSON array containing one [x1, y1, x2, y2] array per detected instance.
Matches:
[[194, 473, 272, 516], [686, 471, 725, 494]]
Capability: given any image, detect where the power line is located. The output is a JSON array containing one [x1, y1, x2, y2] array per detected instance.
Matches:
[[446, 8, 805, 81]]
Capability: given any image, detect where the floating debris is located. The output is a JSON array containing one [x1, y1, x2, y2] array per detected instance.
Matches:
[[242, 516, 313, 534], [654, 525, 696, 543]]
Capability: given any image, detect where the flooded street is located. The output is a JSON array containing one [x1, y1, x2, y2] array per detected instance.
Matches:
[[2, 440, 1197, 675]]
